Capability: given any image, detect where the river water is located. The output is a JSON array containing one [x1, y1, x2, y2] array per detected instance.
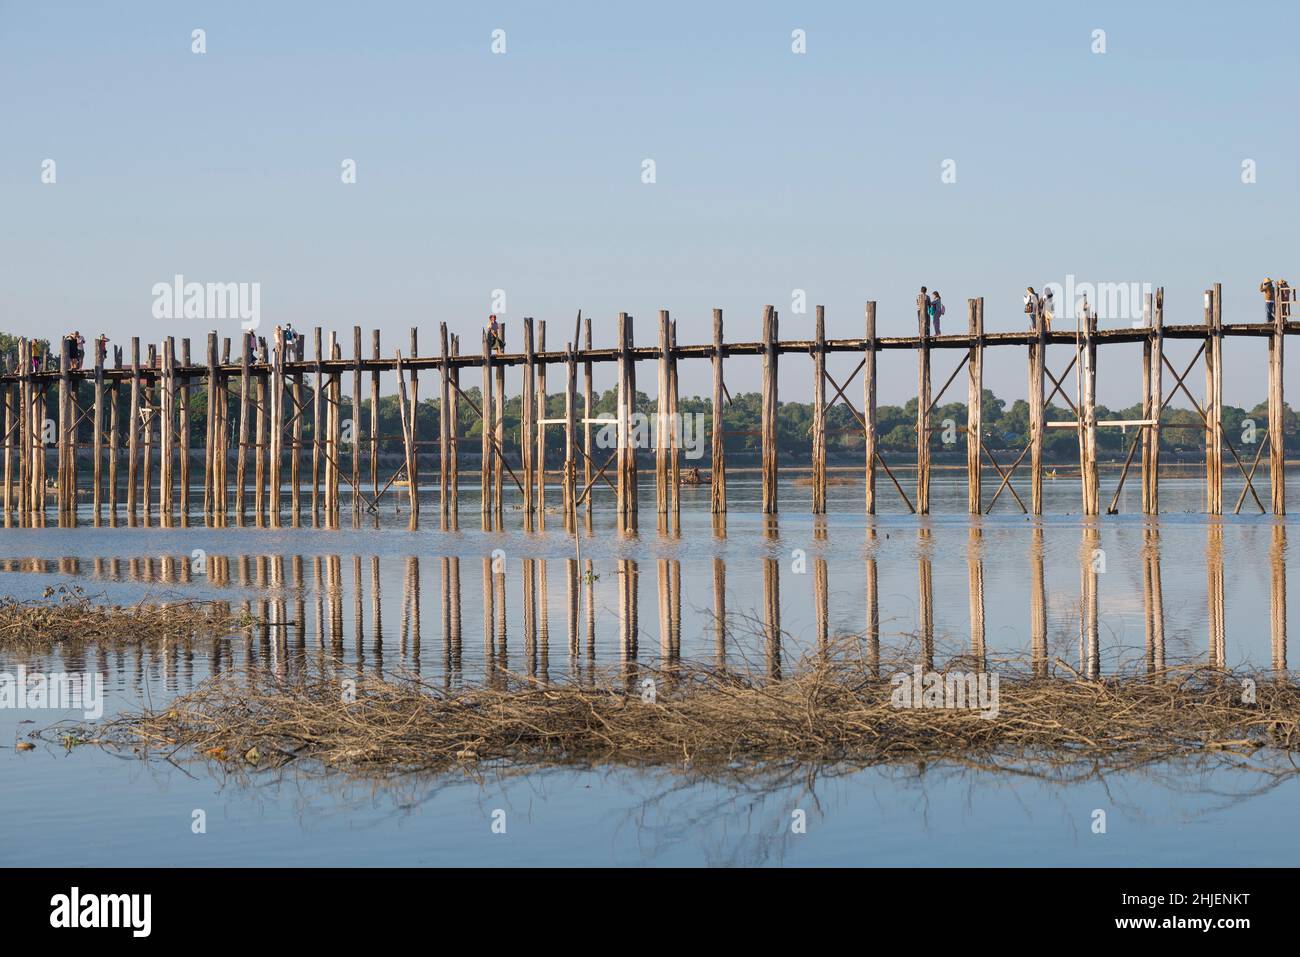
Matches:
[[2, 471, 1297, 866]]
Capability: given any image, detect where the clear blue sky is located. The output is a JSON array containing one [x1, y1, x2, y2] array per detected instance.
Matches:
[[2, 1, 1296, 406]]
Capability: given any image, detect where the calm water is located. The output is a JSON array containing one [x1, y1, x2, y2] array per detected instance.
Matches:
[[3, 471, 1299, 866]]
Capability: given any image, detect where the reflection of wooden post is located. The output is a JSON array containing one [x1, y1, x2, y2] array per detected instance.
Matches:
[[1270, 283, 1286, 515], [761, 306, 778, 514], [1081, 526, 1100, 678], [864, 302, 878, 514], [1030, 526, 1047, 676], [712, 557, 726, 669], [812, 305, 827, 514], [710, 309, 726, 514], [1207, 522, 1225, 667], [1272, 523, 1287, 672], [966, 299, 983, 514], [918, 527, 933, 670], [814, 556, 828, 654], [1143, 527, 1166, 673], [968, 525, 985, 666], [763, 557, 780, 678]]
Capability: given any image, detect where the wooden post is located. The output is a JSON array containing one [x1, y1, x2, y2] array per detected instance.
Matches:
[[1029, 303, 1046, 514], [92, 340, 104, 523], [352, 326, 362, 521], [1150, 289, 1164, 513], [616, 312, 637, 524], [108, 371, 119, 521], [237, 334, 251, 522], [160, 338, 174, 525], [864, 302, 878, 515], [1141, 293, 1154, 514], [57, 339, 70, 521], [811, 305, 826, 514], [127, 337, 141, 522], [521, 318, 535, 516], [269, 332, 283, 528], [1081, 312, 1099, 515], [481, 331, 494, 524], [371, 330, 380, 504], [657, 310, 670, 514], [493, 353, 505, 517], [1271, 281, 1286, 515], [141, 347, 154, 527], [583, 317, 593, 503], [312, 326, 322, 525], [761, 305, 778, 515], [439, 322, 451, 519], [536, 320, 547, 518], [179, 338, 191, 526], [710, 309, 726, 514], [3, 377, 12, 527], [408, 328, 419, 522], [254, 344, 267, 525], [17, 339, 28, 526], [916, 297, 931, 514], [1206, 285, 1223, 514], [966, 298, 983, 514], [450, 334, 460, 517], [668, 320, 680, 519], [292, 337, 304, 526], [564, 342, 577, 519], [204, 333, 217, 525], [394, 351, 419, 522]]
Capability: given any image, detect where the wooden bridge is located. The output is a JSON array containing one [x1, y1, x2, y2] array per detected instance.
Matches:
[[0, 281, 1292, 529]]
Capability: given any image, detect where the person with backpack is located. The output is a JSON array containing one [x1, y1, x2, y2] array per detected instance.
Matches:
[[930, 291, 945, 336], [487, 314, 505, 353], [1023, 287, 1039, 328]]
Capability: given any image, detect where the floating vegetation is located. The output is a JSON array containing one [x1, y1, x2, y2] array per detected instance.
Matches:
[[0, 586, 253, 648], [74, 642, 1300, 780]]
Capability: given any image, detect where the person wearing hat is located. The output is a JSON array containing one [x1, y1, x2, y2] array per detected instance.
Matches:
[[1261, 278, 1276, 322]]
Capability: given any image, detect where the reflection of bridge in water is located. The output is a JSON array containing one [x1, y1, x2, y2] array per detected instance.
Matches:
[[3, 519, 1286, 684]]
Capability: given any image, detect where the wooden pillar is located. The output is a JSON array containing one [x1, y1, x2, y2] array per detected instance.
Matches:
[[864, 302, 878, 515], [394, 350, 419, 523], [254, 345, 267, 525], [439, 322, 451, 518], [1141, 293, 1154, 514], [493, 352, 505, 517], [351, 326, 362, 520], [481, 332, 494, 524], [616, 312, 637, 524], [292, 337, 304, 526], [1206, 285, 1223, 514], [761, 304, 778, 515], [141, 347, 154, 527], [536, 321, 547, 517], [269, 333, 283, 527], [1029, 304, 1046, 514], [17, 340, 28, 526], [203, 333, 217, 526], [108, 371, 119, 521], [668, 320, 680, 520], [237, 334, 252, 521], [312, 326, 322, 525], [1081, 312, 1099, 515], [710, 309, 726, 514], [179, 339, 191, 526], [521, 318, 535, 516], [450, 334, 460, 517], [564, 343, 577, 519], [811, 305, 826, 514], [3, 376, 13, 527], [1150, 289, 1164, 513], [57, 339, 70, 522], [583, 317, 593, 503], [916, 297, 930, 513], [127, 337, 141, 522], [371, 330, 380, 504], [408, 328, 419, 522], [966, 298, 983, 514], [1271, 280, 1286, 515], [92, 341, 104, 523], [656, 310, 670, 515], [160, 338, 173, 525]]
